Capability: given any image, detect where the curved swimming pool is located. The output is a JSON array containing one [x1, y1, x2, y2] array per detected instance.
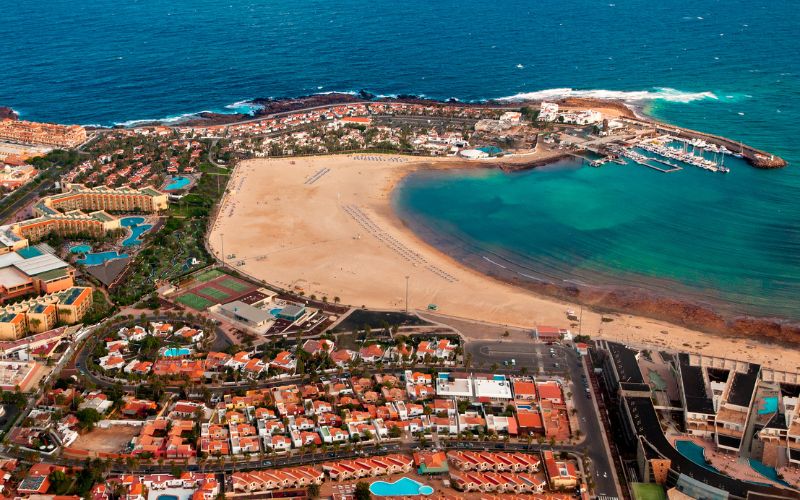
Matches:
[[370, 478, 433, 496], [77, 251, 129, 266], [120, 216, 145, 227], [70, 244, 92, 254], [165, 175, 191, 191]]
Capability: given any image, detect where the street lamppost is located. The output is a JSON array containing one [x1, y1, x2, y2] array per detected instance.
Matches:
[[405, 275, 410, 313]]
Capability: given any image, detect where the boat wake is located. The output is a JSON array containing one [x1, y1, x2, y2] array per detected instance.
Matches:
[[497, 87, 719, 104]]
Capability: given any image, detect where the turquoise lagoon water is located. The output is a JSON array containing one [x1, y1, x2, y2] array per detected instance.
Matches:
[[120, 217, 153, 246], [164, 176, 191, 191], [370, 478, 434, 496], [1, 0, 798, 320], [396, 152, 800, 320], [163, 347, 191, 357], [77, 251, 129, 266]]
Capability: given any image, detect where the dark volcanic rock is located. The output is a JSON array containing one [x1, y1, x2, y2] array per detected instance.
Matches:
[[0, 107, 18, 120]]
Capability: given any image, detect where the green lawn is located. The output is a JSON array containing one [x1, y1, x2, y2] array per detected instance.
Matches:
[[631, 483, 666, 500], [219, 277, 250, 292], [198, 286, 231, 301], [176, 293, 215, 310]]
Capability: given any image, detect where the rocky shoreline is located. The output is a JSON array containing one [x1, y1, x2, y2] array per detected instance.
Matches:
[[135, 92, 787, 169], [0, 107, 18, 121]]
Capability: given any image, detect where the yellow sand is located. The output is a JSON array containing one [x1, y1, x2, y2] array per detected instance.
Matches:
[[209, 154, 800, 373]]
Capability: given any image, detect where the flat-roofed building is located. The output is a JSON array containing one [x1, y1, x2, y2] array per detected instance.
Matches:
[[435, 372, 473, 398], [0, 286, 92, 339], [220, 300, 273, 328], [0, 251, 75, 303], [473, 374, 513, 401], [0, 119, 86, 148], [0, 359, 39, 391]]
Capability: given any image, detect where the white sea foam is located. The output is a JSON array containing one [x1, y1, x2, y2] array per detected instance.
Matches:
[[496, 87, 718, 104], [224, 100, 265, 115], [115, 110, 215, 127]]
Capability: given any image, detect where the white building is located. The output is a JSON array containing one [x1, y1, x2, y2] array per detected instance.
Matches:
[[499, 111, 522, 125], [473, 374, 513, 401], [560, 110, 602, 125], [435, 372, 473, 398], [538, 102, 559, 122]]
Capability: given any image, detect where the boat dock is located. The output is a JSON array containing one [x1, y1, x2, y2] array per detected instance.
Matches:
[[619, 148, 682, 173]]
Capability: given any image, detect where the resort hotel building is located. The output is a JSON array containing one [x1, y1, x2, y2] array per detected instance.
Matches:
[[0, 286, 92, 339], [0, 249, 75, 304], [0, 119, 87, 149], [0, 184, 168, 254]]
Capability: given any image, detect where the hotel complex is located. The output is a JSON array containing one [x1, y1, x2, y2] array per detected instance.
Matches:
[[0, 119, 87, 149], [0, 184, 168, 253], [0, 286, 92, 339], [0, 250, 75, 303]]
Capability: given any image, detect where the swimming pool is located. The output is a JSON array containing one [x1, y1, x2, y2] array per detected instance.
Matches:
[[758, 396, 778, 415], [478, 146, 503, 156], [120, 216, 145, 227], [77, 251, 129, 266], [370, 478, 433, 496], [165, 175, 191, 191], [269, 308, 282, 317], [749, 459, 791, 486], [675, 440, 718, 472], [156, 495, 178, 500], [163, 347, 191, 357], [122, 223, 153, 246], [70, 244, 92, 254]]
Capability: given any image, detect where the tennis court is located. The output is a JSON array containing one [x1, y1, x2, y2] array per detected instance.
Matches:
[[176, 293, 215, 310], [199, 286, 233, 301], [173, 271, 259, 311], [219, 277, 251, 292], [195, 269, 225, 283]]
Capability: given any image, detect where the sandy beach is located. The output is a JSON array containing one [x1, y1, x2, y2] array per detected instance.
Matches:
[[209, 154, 800, 373]]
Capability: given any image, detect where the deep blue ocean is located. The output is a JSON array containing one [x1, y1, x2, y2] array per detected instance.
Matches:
[[3, 0, 799, 319]]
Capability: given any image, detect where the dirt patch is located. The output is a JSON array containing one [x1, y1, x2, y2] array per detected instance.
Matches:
[[71, 425, 139, 453]]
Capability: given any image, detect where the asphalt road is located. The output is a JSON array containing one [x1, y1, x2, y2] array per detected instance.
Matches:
[[466, 339, 619, 497]]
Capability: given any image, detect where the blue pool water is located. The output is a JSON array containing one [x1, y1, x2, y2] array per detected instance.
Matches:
[[156, 495, 178, 500], [165, 176, 191, 191], [749, 459, 791, 486], [120, 216, 145, 227], [120, 217, 153, 246], [17, 247, 43, 258], [69, 244, 92, 254], [675, 441, 718, 472], [269, 308, 282, 317], [163, 347, 191, 357], [478, 146, 503, 156], [758, 397, 778, 415], [370, 478, 433, 496], [77, 251, 129, 266]]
